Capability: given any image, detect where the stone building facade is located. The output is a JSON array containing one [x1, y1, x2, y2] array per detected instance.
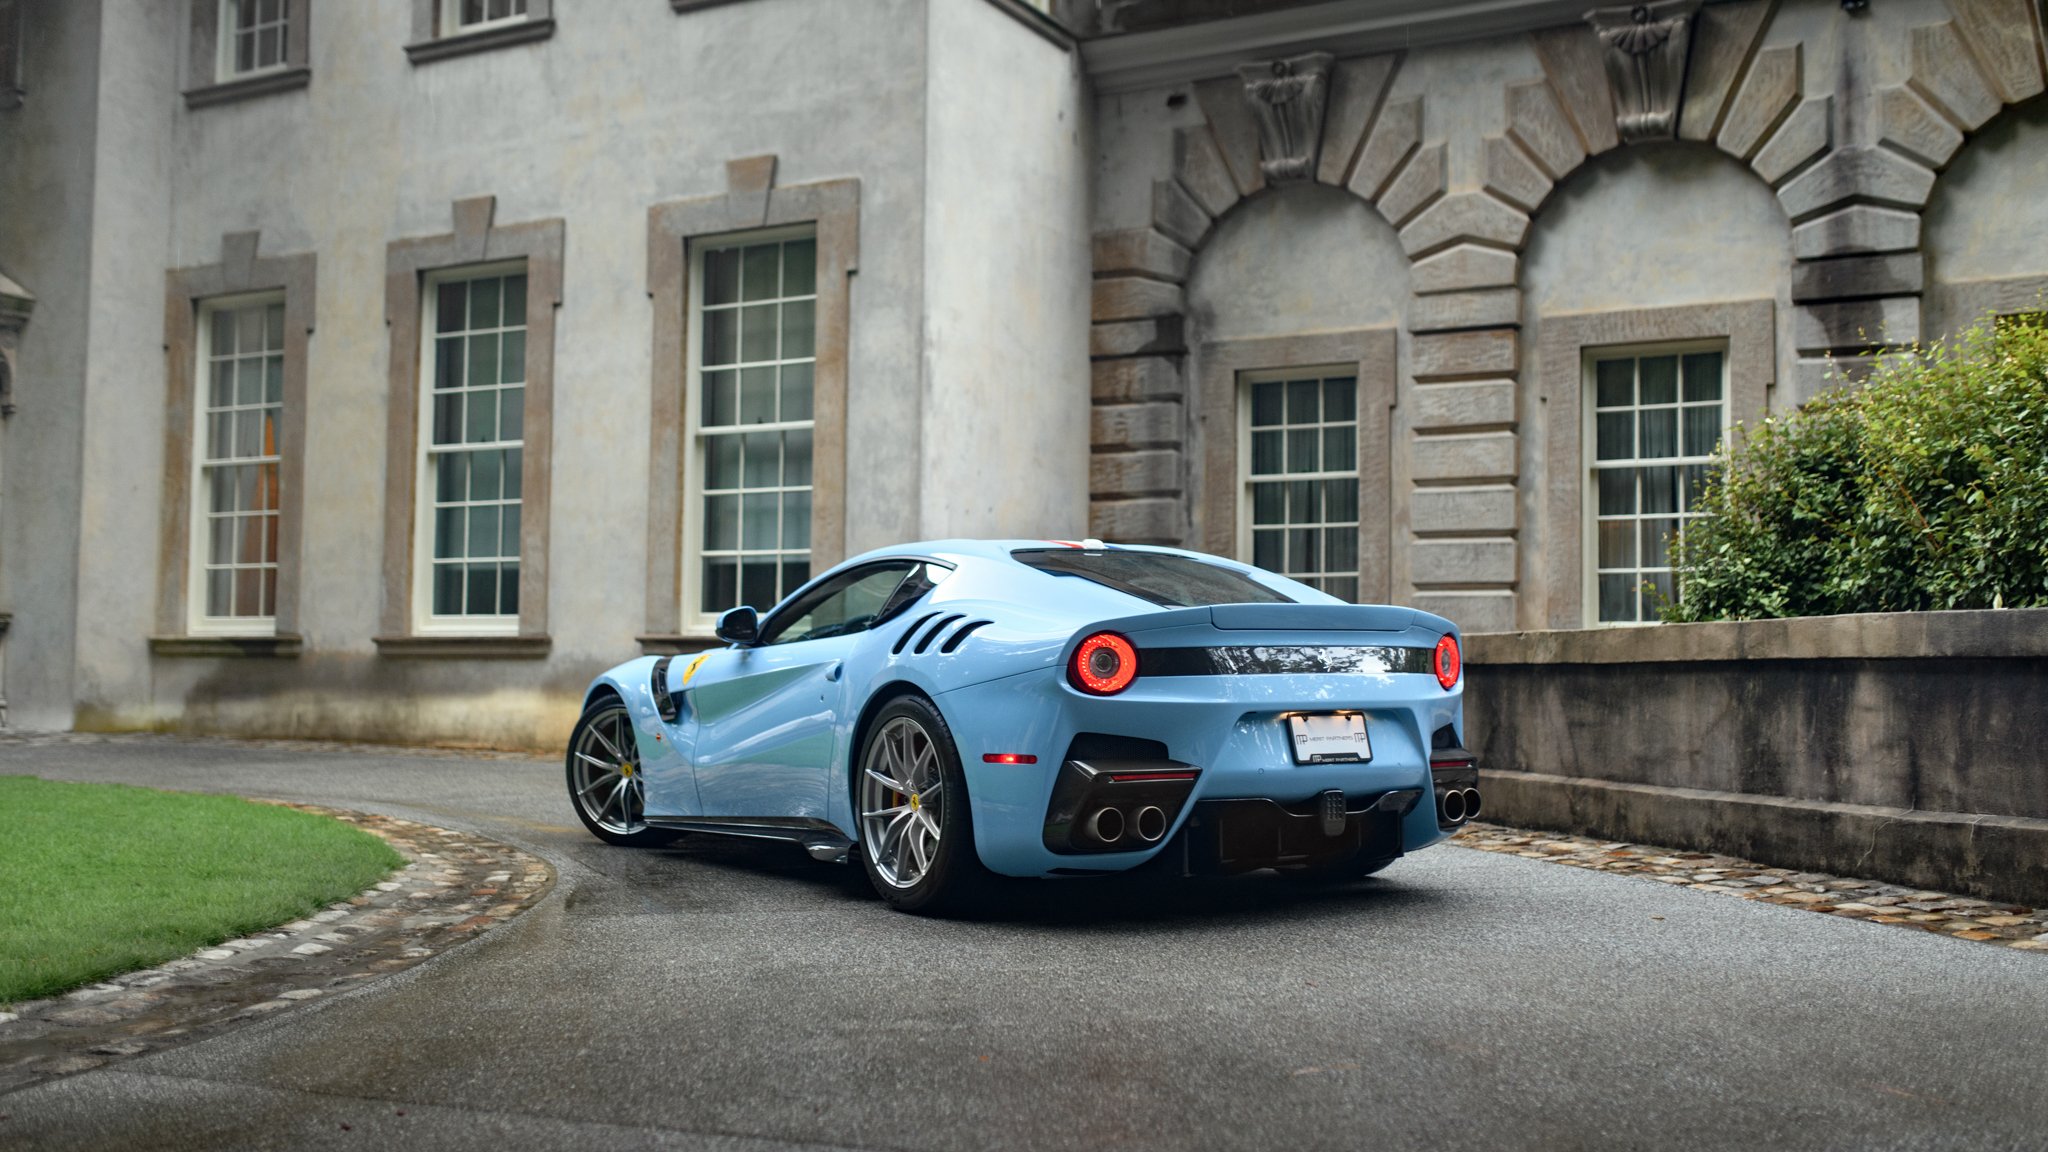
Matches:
[[2, 0, 2045, 746]]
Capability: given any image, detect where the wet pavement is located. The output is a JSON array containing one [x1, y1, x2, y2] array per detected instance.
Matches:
[[2, 733, 2045, 1151]]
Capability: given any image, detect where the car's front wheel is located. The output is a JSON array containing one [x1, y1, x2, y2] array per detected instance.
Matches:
[[855, 695, 989, 914], [566, 695, 668, 847]]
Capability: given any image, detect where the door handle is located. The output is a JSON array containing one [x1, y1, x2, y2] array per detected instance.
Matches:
[[824, 662, 843, 682]]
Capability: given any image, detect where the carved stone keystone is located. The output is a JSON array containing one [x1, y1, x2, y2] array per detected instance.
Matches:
[[1235, 52, 1334, 184], [1588, 1, 1701, 143]]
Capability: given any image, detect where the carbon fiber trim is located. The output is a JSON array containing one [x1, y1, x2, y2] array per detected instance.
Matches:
[[1139, 645, 1434, 677]]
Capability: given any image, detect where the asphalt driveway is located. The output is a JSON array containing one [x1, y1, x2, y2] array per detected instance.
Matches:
[[3, 735, 2043, 1151]]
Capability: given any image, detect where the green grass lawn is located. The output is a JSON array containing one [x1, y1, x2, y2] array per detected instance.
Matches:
[[0, 776, 403, 1004]]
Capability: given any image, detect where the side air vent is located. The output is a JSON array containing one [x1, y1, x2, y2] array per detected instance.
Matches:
[[939, 619, 991, 653], [914, 614, 966, 654], [893, 612, 941, 655]]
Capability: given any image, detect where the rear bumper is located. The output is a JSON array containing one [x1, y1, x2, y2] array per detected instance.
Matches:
[[939, 666, 1463, 877]]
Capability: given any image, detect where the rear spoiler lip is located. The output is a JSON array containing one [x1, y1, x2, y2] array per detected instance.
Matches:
[[1079, 603, 1457, 639]]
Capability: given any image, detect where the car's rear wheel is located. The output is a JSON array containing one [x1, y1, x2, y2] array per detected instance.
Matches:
[[566, 696, 668, 847], [855, 696, 988, 914]]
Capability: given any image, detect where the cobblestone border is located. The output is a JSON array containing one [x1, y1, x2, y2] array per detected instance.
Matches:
[[0, 729, 550, 761], [0, 805, 553, 1094], [1454, 823, 2048, 952]]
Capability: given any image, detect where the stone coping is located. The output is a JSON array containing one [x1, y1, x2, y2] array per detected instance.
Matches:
[[1467, 607, 2048, 664], [0, 806, 552, 1093]]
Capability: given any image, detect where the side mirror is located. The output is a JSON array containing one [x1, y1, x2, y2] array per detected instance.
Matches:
[[715, 605, 760, 646]]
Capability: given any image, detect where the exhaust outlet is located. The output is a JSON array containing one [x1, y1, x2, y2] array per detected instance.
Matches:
[[1462, 788, 1482, 820], [1439, 789, 1467, 824], [1088, 806, 1125, 844], [1133, 806, 1167, 844]]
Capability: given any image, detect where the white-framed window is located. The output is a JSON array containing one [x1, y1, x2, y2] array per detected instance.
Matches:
[[191, 294, 286, 634], [216, 0, 291, 81], [414, 264, 528, 634], [1237, 368, 1360, 601], [683, 227, 818, 629], [1585, 343, 1728, 625], [442, 0, 529, 35]]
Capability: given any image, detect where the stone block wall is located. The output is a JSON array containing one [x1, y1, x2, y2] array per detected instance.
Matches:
[[1087, 0, 2048, 632]]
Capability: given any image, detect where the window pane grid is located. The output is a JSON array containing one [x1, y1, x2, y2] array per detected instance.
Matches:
[[697, 236, 817, 616], [199, 301, 286, 620], [1591, 350, 1726, 624], [1245, 374, 1361, 602], [449, 0, 528, 32], [224, 0, 289, 77], [427, 273, 527, 620]]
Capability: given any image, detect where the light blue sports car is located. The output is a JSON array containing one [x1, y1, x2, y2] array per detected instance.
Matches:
[[566, 540, 1477, 913]]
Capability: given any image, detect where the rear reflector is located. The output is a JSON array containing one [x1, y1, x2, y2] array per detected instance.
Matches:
[[982, 753, 1038, 765]]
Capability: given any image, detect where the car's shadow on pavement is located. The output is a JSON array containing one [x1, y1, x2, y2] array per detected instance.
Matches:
[[640, 831, 1448, 930]]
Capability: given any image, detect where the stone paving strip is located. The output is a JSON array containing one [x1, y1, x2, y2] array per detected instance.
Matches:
[[0, 806, 553, 1094], [1454, 822, 2048, 953]]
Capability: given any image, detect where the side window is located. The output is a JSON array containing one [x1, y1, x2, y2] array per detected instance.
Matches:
[[759, 563, 914, 646]]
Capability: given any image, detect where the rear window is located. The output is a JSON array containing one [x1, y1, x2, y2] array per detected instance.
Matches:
[[1012, 548, 1296, 608]]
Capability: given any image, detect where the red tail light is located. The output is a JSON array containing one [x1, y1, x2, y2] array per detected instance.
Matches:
[[1070, 632, 1138, 695], [1433, 634, 1461, 690]]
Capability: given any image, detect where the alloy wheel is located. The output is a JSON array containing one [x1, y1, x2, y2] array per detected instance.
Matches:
[[858, 715, 944, 889], [570, 704, 647, 837]]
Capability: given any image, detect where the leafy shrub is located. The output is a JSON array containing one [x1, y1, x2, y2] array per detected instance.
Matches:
[[1664, 314, 2048, 621]]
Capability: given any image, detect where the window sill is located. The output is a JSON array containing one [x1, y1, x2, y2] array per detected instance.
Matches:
[[374, 634, 552, 658], [405, 18, 555, 64], [183, 67, 312, 109], [151, 634, 303, 658], [670, 0, 754, 11], [637, 634, 724, 656]]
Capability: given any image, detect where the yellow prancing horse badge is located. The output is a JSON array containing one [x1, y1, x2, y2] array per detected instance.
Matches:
[[682, 653, 710, 686]]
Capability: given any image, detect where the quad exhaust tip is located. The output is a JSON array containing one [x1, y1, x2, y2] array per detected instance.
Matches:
[[1133, 805, 1167, 843], [1440, 789, 1467, 824], [1088, 806, 1125, 844], [1438, 788, 1483, 825]]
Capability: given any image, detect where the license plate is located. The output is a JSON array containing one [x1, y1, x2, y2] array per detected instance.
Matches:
[[1286, 713, 1371, 765]]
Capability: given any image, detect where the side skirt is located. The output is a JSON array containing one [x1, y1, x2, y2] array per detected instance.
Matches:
[[645, 815, 854, 863]]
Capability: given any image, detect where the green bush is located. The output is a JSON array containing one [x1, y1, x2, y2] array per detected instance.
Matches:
[[1664, 314, 2048, 621]]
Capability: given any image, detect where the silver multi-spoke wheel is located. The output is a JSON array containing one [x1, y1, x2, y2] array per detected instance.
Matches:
[[569, 703, 648, 839], [859, 715, 945, 889]]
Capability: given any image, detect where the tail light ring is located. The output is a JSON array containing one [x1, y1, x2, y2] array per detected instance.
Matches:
[[1070, 632, 1139, 695], [1433, 634, 1461, 691]]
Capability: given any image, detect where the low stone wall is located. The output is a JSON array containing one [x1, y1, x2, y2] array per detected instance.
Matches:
[[1464, 608, 2048, 905]]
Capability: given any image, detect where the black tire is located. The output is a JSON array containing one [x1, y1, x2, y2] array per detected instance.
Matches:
[[853, 695, 991, 914], [565, 695, 669, 847]]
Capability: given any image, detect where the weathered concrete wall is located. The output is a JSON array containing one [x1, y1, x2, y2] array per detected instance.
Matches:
[[1924, 93, 2048, 334], [1185, 184, 1405, 342], [72, 0, 179, 719], [0, 0, 100, 730], [1522, 144, 1790, 322], [68, 0, 940, 746], [920, 0, 1091, 539], [1465, 610, 2048, 903]]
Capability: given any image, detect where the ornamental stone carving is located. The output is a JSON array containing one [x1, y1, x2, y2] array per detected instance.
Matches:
[[0, 269, 30, 418], [1587, 1, 1701, 142], [1236, 52, 1333, 184]]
